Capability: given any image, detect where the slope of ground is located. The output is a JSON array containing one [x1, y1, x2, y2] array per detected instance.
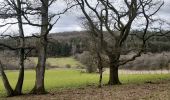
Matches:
[[29, 57, 84, 68]]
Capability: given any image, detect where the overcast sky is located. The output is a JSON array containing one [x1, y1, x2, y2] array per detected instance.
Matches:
[[52, 0, 170, 33], [0, 0, 170, 35]]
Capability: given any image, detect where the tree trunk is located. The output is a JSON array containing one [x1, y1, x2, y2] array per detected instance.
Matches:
[[108, 65, 121, 85], [98, 68, 103, 87], [0, 62, 14, 96], [108, 56, 121, 85], [14, 0, 25, 95], [31, 0, 49, 94], [32, 41, 47, 94], [14, 48, 24, 95], [97, 52, 103, 88]]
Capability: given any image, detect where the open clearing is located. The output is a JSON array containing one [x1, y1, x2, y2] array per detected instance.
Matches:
[[29, 57, 83, 68], [0, 69, 170, 99]]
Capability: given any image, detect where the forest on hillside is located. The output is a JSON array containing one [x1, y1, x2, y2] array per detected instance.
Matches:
[[1, 31, 170, 70]]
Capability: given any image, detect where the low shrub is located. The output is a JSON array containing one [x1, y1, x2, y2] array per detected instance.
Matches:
[[75, 51, 97, 73], [121, 52, 170, 70], [65, 64, 71, 68]]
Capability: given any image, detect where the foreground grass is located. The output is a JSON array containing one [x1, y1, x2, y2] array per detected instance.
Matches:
[[0, 69, 170, 97]]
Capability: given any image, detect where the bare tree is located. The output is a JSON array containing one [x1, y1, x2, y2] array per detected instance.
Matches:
[[75, 0, 164, 85], [0, 0, 30, 96], [14, 0, 25, 95], [30, 0, 50, 94], [28, 0, 75, 94], [85, 25, 105, 87], [0, 61, 14, 96], [0, 0, 75, 95]]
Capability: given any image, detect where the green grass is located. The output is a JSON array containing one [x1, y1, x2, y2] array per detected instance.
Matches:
[[0, 69, 170, 97], [29, 57, 84, 68]]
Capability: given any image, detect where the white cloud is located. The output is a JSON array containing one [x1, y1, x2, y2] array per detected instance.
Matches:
[[51, 25, 83, 33]]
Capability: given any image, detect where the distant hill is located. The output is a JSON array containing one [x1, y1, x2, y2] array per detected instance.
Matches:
[[1, 31, 170, 57]]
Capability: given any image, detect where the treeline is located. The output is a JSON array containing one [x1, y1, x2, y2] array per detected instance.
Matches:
[[28, 31, 88, 57], [1, 31, 170, 57], [47, 31, 170, 56], [42, 31, 170, 56]]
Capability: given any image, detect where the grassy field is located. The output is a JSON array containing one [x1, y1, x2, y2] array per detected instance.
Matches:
[[0, 69, 170, 97], [29, 57, 84, 68]]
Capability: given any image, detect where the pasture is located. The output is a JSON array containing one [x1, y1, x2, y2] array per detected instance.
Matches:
[[28, 57, 84, 68], [0, 57, 170, 99], [0, 69, 170, 97]]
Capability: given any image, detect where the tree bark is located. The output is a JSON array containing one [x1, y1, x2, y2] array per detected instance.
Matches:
[[32, 41, 47, 94], [108, 56, 121, 85], [97, 52, 103, 88], [108, 65, 121, 85], [31, 0, 49, 94], [14, 48, 24, 95], [98, 68, 103, 87], [14, 0, 25, 95], [0, 62, 14, 96]]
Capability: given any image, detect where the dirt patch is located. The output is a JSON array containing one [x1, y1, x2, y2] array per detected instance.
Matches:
[[2, 80, 170, 100]]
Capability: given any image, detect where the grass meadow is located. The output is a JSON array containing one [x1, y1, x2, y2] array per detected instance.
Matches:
[[0, 69, 170, 97], [0, 57, 170, 97], [29, 57, 84, 68]]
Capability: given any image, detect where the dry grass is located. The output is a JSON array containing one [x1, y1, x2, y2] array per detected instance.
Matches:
[[0, 57, 83, 70], [0, 57, 36, 70], [29, 57, 84, 68], [3, 79, 170, 100]]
